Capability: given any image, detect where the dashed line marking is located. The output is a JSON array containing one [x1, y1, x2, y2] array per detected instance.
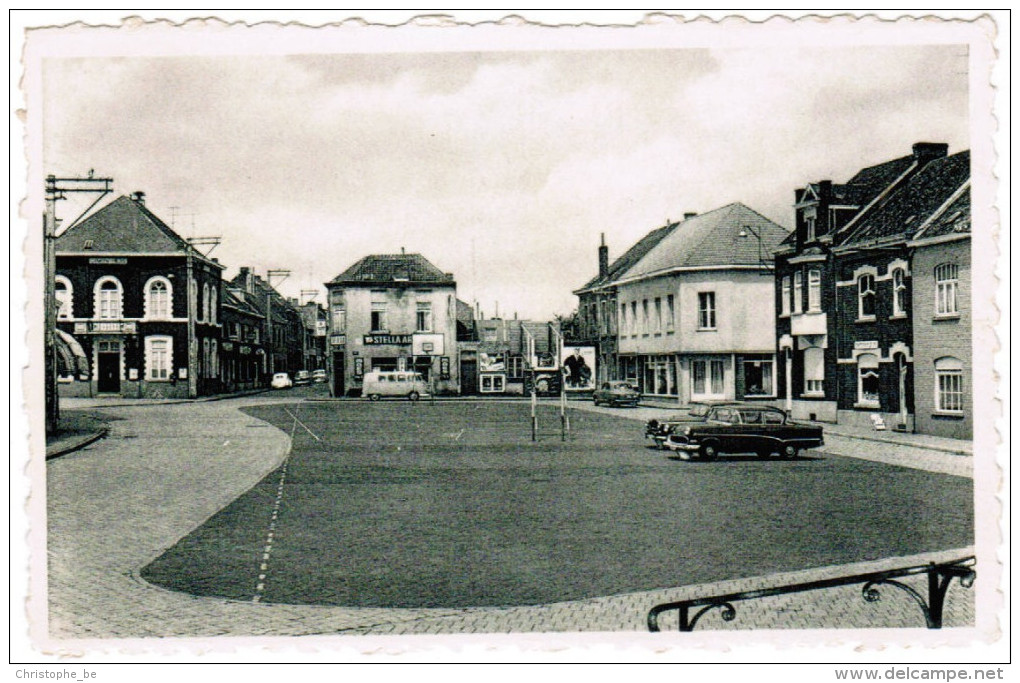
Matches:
[[252, 413, 296, 604]]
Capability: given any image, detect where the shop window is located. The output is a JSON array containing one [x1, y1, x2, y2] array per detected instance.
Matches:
[[935, 263, 959, 316], [807, 269, 821, 312], [94, 276, 123, 319], [743, 359, 775, 397], [892, 268, 907, 317], [145, 336, 172, 381], [934, 357, 964, 413], [55, 276, 73, 319], [803, 347, 824, 396], [697, 292, 716, 330], [858, 274, 876, 320], [691, 359, 724, 398], [480, 374, 506, 393], [856, 353, 880, 407], [144, 276, 173, 320]]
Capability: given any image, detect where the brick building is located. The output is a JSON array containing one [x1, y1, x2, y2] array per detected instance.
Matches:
[[55, 193, 223, 399], [831, 148, 969, 432], [219, 285, 266, 392], [229, 268, 307, 381]]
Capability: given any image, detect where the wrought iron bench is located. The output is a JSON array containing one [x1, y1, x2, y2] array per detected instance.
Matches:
[[647, 557, 975, 632]]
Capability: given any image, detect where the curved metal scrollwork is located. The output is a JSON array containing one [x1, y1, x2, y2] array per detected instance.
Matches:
[[647, 557, 975, 632], [860, 562, 976, 629], [688, 602, 737, 630]]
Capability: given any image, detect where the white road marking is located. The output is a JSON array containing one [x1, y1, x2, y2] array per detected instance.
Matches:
[[252, 416, 295, 603], [284, 407, 321, 441]]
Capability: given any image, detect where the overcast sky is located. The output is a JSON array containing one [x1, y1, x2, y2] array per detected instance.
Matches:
[[41, 40, 969, 320]]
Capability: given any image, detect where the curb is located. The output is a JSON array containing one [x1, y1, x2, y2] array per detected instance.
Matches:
[[45, 427, 109, 460]]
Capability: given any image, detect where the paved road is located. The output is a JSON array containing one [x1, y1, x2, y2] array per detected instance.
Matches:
[[42, 395, 976, 645]]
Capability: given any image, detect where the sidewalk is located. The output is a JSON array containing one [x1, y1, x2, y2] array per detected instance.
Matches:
[[39, 396, 977, 648], [44, 411, 110, 460]]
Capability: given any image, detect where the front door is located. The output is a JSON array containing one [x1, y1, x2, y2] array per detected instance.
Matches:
[[332, 352, 345, 397], [97, 348, 120, 393], [460, 358, 478, 396]]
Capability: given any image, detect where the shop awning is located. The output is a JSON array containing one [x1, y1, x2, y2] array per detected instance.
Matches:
[[55, 329, 89, 379]]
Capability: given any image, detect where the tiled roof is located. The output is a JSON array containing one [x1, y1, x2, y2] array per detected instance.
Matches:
[[575, 222, 679, 293], [840, 151, 970, 247], [616, 203, 790, 281], [915, 187, 970, 240], [222, 286, 264, 319], [839, 155, 916, 205], [56, 195, 192, 254], [328, 253, 453, 285]]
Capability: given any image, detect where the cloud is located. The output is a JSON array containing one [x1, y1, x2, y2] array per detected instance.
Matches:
[[41, 44, 969, 319]]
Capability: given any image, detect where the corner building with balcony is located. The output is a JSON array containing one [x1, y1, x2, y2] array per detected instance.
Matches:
[[54, 193, 223, 399], [325, 253, 459, 397]]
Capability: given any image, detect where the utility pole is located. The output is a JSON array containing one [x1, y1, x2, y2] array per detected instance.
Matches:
[[44, 173, 112, 434]]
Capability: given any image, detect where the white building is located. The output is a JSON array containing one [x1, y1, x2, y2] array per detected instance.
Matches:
[[325, 252, 459, 396], [612, 203, 790, 403]]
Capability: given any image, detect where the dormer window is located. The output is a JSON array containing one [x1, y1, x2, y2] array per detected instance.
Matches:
[[803, 207, 818, 242], [83, 239, 94, 250]]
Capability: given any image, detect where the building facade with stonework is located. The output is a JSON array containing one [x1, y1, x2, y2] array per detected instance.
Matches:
[[325, 253, 459, 397], [54, 193, 223, 399]]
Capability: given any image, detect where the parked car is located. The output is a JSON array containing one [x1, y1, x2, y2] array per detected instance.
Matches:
[[294, 370, 312, 386], [592, 381, 641, 407], [645, 401, 744, 448], [271, 372, 293, 390], [662, 404, 824, 460], [312, 369, 327, 384]]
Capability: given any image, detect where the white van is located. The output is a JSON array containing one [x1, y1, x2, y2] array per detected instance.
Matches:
[[361, 371, 429, 401]]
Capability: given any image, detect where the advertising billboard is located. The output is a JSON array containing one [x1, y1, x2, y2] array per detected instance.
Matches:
[[561, 345, 596, 391]]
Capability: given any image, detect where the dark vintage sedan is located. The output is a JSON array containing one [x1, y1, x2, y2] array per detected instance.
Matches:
[[663, 404, 823, 460], [592, 381, 641, 407], [644, 401, 743, 448]]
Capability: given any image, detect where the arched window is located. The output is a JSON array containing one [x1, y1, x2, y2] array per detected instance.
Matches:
[[202, 283, 211, 323], [935, 263, 959, 316], [934, 356, 964, 413], [210, 339, 219, 378], [857, 353, 880, 406], [858, 274, 876, 320], [94, 276, 123, 319], [55, 276, 73, 319], [891, 268, 907, 317], [209, 285, 217, 324], [144, 276, 172, 320]]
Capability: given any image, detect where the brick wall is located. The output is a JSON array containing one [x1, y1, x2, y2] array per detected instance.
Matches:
[[911, 238, 971, 439]]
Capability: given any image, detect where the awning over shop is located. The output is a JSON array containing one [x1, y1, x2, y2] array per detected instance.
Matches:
[[55, 329, 89, 379]]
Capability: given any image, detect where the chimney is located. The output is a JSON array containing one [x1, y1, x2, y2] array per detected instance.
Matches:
[[684, 212, 697, 220], [598, 233, 609, 278], [130, 191, 146, 205], [912, 142, 949, 166], [239, 266, 254, 295]]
